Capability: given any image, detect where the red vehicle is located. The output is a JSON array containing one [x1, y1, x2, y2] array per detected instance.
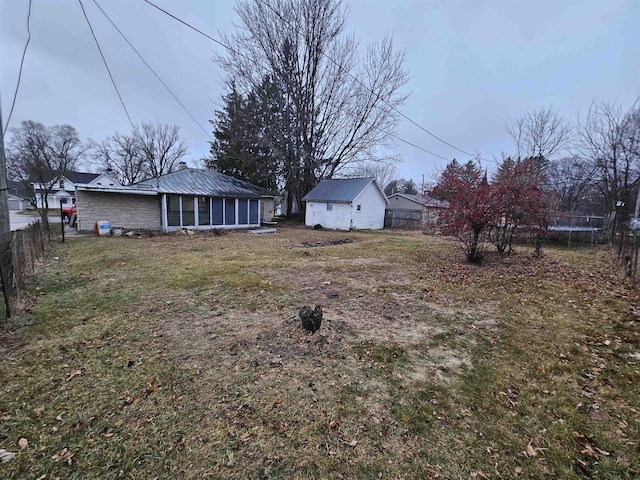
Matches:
[[62, 204, 76, 224]]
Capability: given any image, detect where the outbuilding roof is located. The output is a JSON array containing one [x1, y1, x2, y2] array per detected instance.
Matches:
[[302, 177, 387, 204], [388, 193, 448, 208], [134, 168, 277, 198]]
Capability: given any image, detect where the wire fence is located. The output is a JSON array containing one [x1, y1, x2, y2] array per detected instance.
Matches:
[[612, 225, 640, 287], [0, 221, 48, 319]]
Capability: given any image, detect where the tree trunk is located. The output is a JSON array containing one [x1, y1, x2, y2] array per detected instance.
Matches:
[[467, 230, 483, 264], [40, 196, 50, 237]]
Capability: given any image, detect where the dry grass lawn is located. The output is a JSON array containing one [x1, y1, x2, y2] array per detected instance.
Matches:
[[0, 226, 638, 479]]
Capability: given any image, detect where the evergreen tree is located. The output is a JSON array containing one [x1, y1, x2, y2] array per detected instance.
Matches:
[[205, 79, 282, 192], [403, 179, 418, 194]]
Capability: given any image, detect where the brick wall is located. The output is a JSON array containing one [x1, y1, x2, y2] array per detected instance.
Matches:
[[76, 191, 162, 232]]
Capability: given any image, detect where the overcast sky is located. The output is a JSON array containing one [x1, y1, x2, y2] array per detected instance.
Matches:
[[1, 0, 638, 183]]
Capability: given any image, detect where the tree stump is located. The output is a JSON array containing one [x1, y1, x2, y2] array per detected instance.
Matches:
[[299, 305, 323, 333]]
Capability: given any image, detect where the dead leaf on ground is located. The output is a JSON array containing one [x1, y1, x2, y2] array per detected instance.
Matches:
[[471, 471, 489, 479], [341, 439, 358, 447], [0, 449, 16, 463], [523, 443, 538, 458], [65, 368, 83, 382], [588, 409, 604, 421], [51, 448, 75, 464]]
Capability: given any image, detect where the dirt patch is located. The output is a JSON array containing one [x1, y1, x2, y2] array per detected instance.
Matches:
[[294, 238, 353, 248]]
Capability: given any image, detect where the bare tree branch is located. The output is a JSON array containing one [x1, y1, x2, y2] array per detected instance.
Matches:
[[577, 98, 640, 216], [507, 106, 572, 161], [213, 0, 408, 218], [133, 122, 188, 178], [5, 121, 87, 230]]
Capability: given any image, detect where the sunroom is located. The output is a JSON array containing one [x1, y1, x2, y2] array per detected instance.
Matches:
[[162, 194, 261, 230]]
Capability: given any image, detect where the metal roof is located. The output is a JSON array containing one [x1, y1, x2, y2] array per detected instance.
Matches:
[[388, 193, 448, 208], [302, 177, 385, 203], [134, 168, 275, 198]]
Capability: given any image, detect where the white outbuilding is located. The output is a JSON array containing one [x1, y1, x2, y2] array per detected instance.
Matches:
[[302, 177, 388, 230]]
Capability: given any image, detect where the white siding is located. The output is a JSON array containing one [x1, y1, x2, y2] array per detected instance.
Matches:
[[304, 181, 387, 230], [351, 182, 386, 229], [305, 202, 352, 230]]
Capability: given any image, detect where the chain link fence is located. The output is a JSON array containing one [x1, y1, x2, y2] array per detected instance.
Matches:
[[0, 221, 49, 319]]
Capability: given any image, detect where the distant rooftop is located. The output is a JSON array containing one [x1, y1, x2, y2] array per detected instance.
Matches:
[[388, 192, 448, 208]]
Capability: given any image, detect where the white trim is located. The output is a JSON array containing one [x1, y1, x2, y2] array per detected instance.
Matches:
[[194, 196, 199, 226], [76, 185, 157, 195], [352, 178, 389, 205], [161, 193, 168, 230]]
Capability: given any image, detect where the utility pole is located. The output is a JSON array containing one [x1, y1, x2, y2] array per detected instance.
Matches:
[[0, 90, 12, 236]]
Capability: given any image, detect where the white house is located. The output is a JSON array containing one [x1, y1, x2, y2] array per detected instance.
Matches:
[[33, 171, 121, 208], [302, 177, 388, 230]]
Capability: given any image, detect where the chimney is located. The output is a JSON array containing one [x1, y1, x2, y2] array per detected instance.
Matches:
[[178, 161, 188, 170]]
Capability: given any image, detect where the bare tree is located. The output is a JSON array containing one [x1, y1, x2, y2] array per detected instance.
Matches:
[[546, 156, 596, 213], [133, 122, 188, 178], [6, 121, 87, 230], [94, 132, 147, 185], [578, 99, 640, 220], [216, 0, 408, 218], [342, 159, 398, 191], [507, 106, 572, 162]]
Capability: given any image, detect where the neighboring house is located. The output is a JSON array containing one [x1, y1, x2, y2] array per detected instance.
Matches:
[[74, 168, 277, 233], [7, 193, 26, 211], [386, 193, 448, 229], [32, 171, 121, 209], [302, 177, 388, 230], [7, 180, 30, 210]]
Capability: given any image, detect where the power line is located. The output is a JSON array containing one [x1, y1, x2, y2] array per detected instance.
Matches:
[[141, 0, 251, 62], [91, 0, 212, 140], [3, 0, 33, 136], [78, 0, 134, 129], [254, 0, 475, 158], [140, 0, 455, 163], [391, 135, 451, 161]]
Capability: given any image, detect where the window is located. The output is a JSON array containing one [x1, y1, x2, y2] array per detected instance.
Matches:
[[167, 195, 180, 226], [212, 198, 223, 225], [59, 179, 64, 189], [60, 198, 68, 205], [198, 197, 211, 226], [182, 197, 195, 226], [249, 200, 259, 224], [357, 204, 361, 211], [327, 202, 333, 211], [225, 198, 236, 225], [238, 199, 249, 224]]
